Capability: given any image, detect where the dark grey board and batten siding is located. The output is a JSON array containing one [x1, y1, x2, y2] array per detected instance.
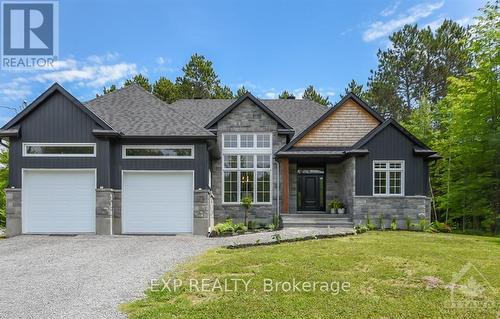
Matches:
[[8, 91, 108, 187], [9, 91, 210, 190], [355, 124, 429, 196], [110, 140, 210, 189]]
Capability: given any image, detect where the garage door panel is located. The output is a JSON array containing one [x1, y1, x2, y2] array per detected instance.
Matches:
[[122, 171, 193, 234], [23, 170, 96, 233]]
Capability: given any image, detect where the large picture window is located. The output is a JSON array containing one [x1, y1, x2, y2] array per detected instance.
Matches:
[[23, 143, 96, 157], [222, 133, 272, 204], [373, 161, 404, 196]]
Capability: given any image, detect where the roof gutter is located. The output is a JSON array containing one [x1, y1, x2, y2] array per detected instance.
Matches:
[[0, 128, 19, 138]]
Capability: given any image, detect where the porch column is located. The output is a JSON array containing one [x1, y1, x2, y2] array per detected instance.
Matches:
[[281, 158, 289, 214]]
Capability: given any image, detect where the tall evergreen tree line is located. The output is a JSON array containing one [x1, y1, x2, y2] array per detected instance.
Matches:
[[103, 55, 332, 106], [348, 3, 498, 233]]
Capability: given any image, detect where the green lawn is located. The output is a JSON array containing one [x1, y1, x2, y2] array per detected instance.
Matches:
[[123, 232, 499, 318]]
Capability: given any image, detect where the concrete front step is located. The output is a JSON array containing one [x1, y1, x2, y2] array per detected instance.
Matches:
[[282, 213, 354, 229], [284, 213, 351, 218], [283, 223, 354, 228]]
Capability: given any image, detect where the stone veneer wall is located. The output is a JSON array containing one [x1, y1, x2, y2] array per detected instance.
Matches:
[[325, 157, 355, 214], [4, 188, 213, 236], [96, 189, 113, 235], [352, 196, 431, 228], [5, 188, 21, 237], [211, 99, 286, 225]]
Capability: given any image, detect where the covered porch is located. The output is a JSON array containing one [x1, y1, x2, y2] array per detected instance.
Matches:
[[278, 149, 363, 228]]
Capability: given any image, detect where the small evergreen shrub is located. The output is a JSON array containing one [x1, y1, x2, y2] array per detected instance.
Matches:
[[390, 216, 397, 231], [378, 214, 385, 230], [405, 215, 412, 230], [366, 215, 376, 230]]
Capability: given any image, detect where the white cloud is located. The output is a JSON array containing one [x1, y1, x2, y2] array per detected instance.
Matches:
[[0, 81, 32, 103], [456, 16, 472, 27], [292, 88, 305, 99], [264, 91, 277, 99], [363, 1, 444, 42], [156, 57, 167, 65], [425, 17, 445, 30], [153, 56, 173, 73], [87, 52, 119, 64], [32, 53, 137, 88], [0, 54, 137, 106], [380, 1, 400, 17]]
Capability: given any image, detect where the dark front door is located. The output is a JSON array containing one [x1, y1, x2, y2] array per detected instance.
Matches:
[[298, 169, 325, 211]]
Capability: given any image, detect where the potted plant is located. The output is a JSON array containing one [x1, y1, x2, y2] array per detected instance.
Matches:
[[329, 199, 342, 214], [337, 202, 345, 214]]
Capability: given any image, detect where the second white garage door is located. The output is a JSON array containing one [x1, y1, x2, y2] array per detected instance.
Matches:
[[122, 171, 193, 234]]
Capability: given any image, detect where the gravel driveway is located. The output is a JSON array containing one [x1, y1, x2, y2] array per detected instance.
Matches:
[[0, 235, 223, 319]]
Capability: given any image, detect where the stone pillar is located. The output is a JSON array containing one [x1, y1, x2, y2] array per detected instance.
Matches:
[[5, 188, 22, 237], [112, 190, 122, 235], [95, 188, 113, 235], [193, 189, 214, 236]]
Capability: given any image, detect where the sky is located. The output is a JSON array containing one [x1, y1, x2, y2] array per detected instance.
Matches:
[[0, 0, 486, 125]]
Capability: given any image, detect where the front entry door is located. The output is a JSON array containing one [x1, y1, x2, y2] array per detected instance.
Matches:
[[298, 173, 324, 211]]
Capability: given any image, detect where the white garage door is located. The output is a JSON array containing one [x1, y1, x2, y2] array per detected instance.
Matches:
[[122, 171, 193, 234], [22, 170, 96, 234]]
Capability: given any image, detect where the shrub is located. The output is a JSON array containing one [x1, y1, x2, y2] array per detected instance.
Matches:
[[247, 220, 257, 230], [428, 221, 452, 233], [366, 215, 376, 230], [213, 219, 236, 235], [234, 223, 248, 233], [272, 213, 280, 228], [0, 208, 5, 228], [378, 214, 385, 230], [405, 215, 412, 230], [266, 223, 276, 231], [390, 216, 397, 231], [419, 219, 429, 231], [355, 225, 368, 234]]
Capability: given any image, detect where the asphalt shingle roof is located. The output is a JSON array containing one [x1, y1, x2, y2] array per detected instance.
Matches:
[[84, 84, 214, 137], [169, 98, 329, 138]]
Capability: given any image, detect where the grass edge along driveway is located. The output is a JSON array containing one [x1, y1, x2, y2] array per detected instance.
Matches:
[[123, 232, 499, 319]]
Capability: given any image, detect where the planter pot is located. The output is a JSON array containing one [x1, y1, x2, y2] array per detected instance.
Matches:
[[338, 208, 345, 214], [330, 208, 337, 214]]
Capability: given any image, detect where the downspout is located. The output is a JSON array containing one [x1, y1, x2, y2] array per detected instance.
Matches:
[[275, 159, 280, 218]]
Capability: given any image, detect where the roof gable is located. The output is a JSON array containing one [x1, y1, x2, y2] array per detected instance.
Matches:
[[204, 93, 293, 130], [281, 93, 383, 151], [352, 118, 430, 150], [2, 83, 112, 130]]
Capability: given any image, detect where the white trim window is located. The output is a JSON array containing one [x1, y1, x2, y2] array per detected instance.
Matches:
[[122, 145, 194, 159], [23, 143, 96, 157], [373, 160, 405, 196], [222, 133, 272, 204]]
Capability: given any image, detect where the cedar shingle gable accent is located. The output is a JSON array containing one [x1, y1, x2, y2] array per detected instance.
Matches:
[[295, 98, 380, 147]]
